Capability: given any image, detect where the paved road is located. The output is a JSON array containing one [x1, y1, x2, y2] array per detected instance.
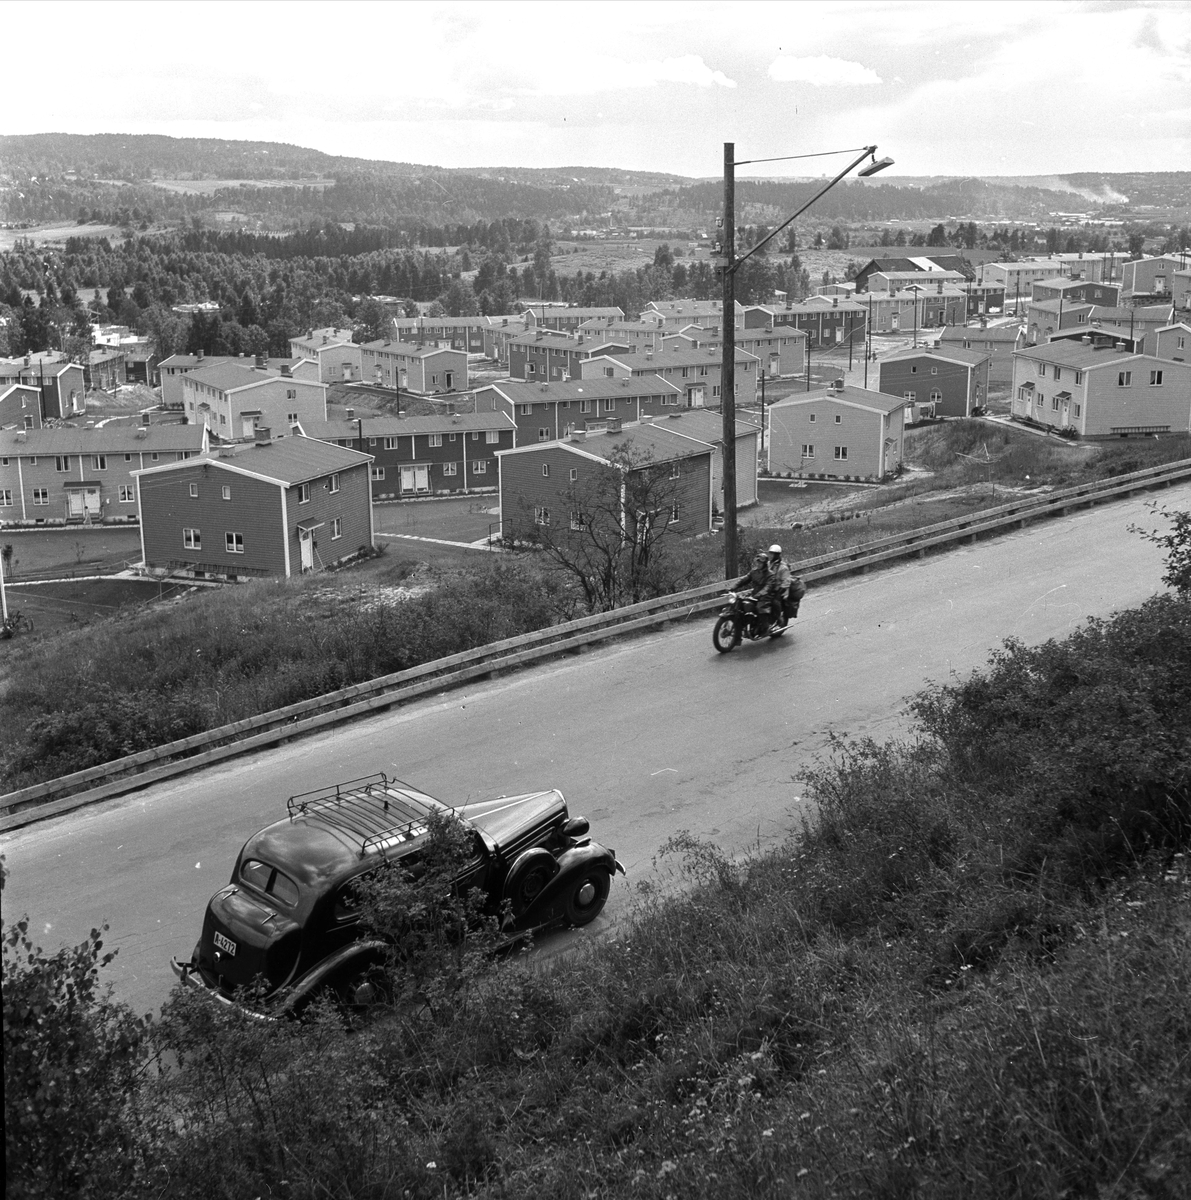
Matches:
[[4, 483, 1187, 1017]]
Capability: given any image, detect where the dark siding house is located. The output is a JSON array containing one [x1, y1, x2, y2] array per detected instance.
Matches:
[[300, 412, 515, 498], [878, 345, 991, 419], [134, 436, 373, 579]]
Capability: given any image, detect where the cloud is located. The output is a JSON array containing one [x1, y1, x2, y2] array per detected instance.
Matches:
[[516, 54, 736, 96], [768, 55, 881, 86]]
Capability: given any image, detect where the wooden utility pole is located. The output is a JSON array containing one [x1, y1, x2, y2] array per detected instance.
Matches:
[[720, 142, 737, 578]]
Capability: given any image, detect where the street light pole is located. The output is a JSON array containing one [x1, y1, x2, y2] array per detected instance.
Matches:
[[720, 142, 738, 576]]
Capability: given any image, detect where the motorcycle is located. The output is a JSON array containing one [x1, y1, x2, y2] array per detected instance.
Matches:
[[712, 591, 787, 653]]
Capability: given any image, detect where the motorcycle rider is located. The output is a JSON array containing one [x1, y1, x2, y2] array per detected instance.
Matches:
[[734, 550, 782, 630], [764, 544, 793, 631]]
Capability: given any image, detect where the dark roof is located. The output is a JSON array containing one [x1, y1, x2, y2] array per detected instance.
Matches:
[[769, 384, 908, 415], [940, 325, 1021, 344], [133, 435, 371, 485], [302, 412, 513, 439], [1014, 341, 1136, 368], [5, 424, 207, 454], [881, 345, 991, 368], [478, 377, 682, 404]]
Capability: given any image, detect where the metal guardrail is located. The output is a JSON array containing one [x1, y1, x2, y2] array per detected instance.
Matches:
[[3, 457, 1189, 832]]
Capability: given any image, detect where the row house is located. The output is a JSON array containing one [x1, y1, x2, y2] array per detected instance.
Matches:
[[522, 305, 624, 333], [299, 411, 515, 498], [1173, 269, 1191, 312], [978, 260, 1068, 309], [1, 422, 208, 524], [878, 344, 991, 420], [482, 316, 528, 365], [863, 287, 966, 335], [87, 347, 125, 392], [1050, 326, 1140, 354], [288, 328, 362, 383], [1030, 277, 1121, 306], [648, 408, 761, 511], [939, 324, 1025, 383], [1010, 339, 1191, 438], [1026, 300, 1095, 346], [1121, 254, 1191, 299], [1154, 322, 1191, 363], [864, 269, 968, 293], [508, 330, 630, 383], [0, 383, 43, 430], [767, 381, 907, 481], [182, 359, 327, 438], [391, 316, 490, 354], [768, 298, 869, 349], [0, 352, 86, 420], [687, 329, 806, 379], [578, 346, 761, 407], [852, 255, 973, 293], [358, 340, 467, 394], [1042, 252, 1129, 284], [1082, 304, 1174, 356], [639, 299, 726, 329], [965, 284, 1006, 317], [135, 435, 373, 580], [475, 377, 685, 445], [497, 417, 717, 544], [159, 351, 302, 409]]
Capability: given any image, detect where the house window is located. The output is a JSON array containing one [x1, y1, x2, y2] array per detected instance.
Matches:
[[809, 413, 816, 422], [579, 400, 591, 413], [429, 434, 442, 447], [538, 428, 549, 441], [570, 511, 587, 530], [534, 506, 550, 526], [1150, 370, 1164, 386], [331, 517, 342, 540], [569, 467, 578, 481], [910, 366, 917, 374], [834, 414, 842, 423], [93, 455, 107, 470], [930, 390, 942, 403], [603, 366, 614, 377], [183, 527, 201, 550], [221, 485, 231, 500], [1074, 404, 1081, 417], [1053, 368, 1061, 381], [603, 398, 616, 412], [298, 482, 310, 504], [485, 430, 499, 443], [384, 436, 397, 449], [528, 364, 537, 375], [118, 485, 135, 503], [520, 404, 532, 415], [1118, 371, 1132, 386], [834, 446, 848, 461], [1037, 363, 1047, 377], [368, 436, 377, 447], [225, 532, 244, 554], [442, 462, 458, 476], [0, 489, 12, 506], [930, 366, 938, 375], [1052, 396, 1060, 411], [1074, 371, 1083, 384], [371, 466, 385, 480], [542, 464, 550, 477], [125, 453, 132, 462], [802, 444, 815, 459], [329, 472, 340, 494], [471, 460, 487, 474], [1179, 336, 1186, 350], [670, 462, 680, 480], [55, 455, 72, 472], [287, 412, 299, 425], [286, 389, 296, 400]]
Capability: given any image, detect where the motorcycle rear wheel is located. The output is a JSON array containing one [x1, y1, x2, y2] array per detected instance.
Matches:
[[712, 614, 739, 653]]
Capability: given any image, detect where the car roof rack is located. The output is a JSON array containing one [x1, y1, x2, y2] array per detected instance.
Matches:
[[287, 772, 446, 858]]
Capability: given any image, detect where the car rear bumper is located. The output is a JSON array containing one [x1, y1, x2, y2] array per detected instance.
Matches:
[[170, 957, 274, 1021]]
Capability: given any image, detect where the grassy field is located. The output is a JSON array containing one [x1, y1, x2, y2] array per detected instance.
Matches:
[[150, 178, 333, 195], [0, 222, 124, 250]]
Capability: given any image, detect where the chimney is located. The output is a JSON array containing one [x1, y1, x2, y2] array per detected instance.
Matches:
[[571, 428, 586, 443], [383, 336, 391, 346], [281, 363, 292, 377], [620, 379, 629, 387], [307, 328, 314, 338], [141, 410, 151, 425], [1081, 335, 1092, 345], [254, 427, 272, 444], [321, 335, 328, 344], [606, 417, 622, 432], [135, 426, 148, 438], [254, 353, 267, 370], [833, 297, 839, 307], [197, 349, 204, 361], [345, 407, 355, 420], [831, 379, 845, 392], [540, 384, 549, 392]]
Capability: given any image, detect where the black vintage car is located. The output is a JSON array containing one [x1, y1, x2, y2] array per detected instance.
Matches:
[[171, 773, 624, 1015]]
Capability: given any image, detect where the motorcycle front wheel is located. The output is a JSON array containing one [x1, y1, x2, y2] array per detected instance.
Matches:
[[712, 614, 739, 653]]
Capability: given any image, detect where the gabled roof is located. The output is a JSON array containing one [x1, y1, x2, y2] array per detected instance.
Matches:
[[478, 377, 682, 404], [498, 420, 716, 466], [881, 345, 991, 369], [184, 361, 320, 392], [4, 423, 208, 455], [358, 340, 464, 358], [940, 325, 1022, 344], [132, 435, 371, 486], [1027, 299, 1094, 316], [510, 331, 580, 350], [645, 410, 759, 444], [523, 305, 624, 320], [768, 384, 908, 416], [592, 347, 759, 372], [1088, 304, 1174, 321], [1013, 341, 1137, 368], [300, 412, 514, 440]]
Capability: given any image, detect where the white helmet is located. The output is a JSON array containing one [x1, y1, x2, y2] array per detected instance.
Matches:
[[767, 544, 783, 558]]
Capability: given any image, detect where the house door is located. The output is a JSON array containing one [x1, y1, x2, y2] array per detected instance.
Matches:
[[415, 465, 429, 492], [891, 313, 900, 331], [241, 416, 255, 438], [67, 490, 85, 518], [400, 466, 416, 493], [687, 385, 704, 407], [299, 530, 314, 572], [444, 371, 454, 390]]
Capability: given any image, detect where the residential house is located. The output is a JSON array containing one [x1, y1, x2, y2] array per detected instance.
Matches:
[[87, 347, 126, 392], [134, 435, 373, 579], [1045, 251, 1128, 283], [578, 346, 761, 407], [863, 286, 966, 335], [358, 340, 467, 394], [878, 345, 991, 419], [672, 326, 807, 379], [0, 383, 43, 430], [1173, 269, 1191, 312], [865, 269, 968, 293], [182, 359, 327, 438], [288, 328, 363, 383], [1121, 255, 1191, 299], [299, 411, 515, 498], [508, 329, 630, 383], [639, 300, 726, 329], [767, 381, 907, 481], [853, 255, 974, 293], [159, 351, 237, 409], [522, 306, 624, 333], [978, 260, 1068, 312], [474, 377, 684, 444], [0, 353, 86, 420], [1026, 300, 1095, 346], [939, 324, 1025, 383], [1154, 322, 1191, 363], [482, 316, 528, 365], [497, 418, 716, 543], [1, 422, 208, 524], [391, 316, 491, 354], [1010, 338, 1191, 437], [1030, 278, 1121, 306], [1083, 304, 1175, 356], [1049, 326, 1140, 354], [768, 298, 868, 349], [648, 408, 762, 511]]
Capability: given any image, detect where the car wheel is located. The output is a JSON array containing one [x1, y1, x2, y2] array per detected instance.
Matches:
[[712, 614, 738, 653], [564, 870, 610, 927], [507, 850, 558, 918]]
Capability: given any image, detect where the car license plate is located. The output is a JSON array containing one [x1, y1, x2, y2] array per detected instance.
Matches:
[[213, 931, 236, 957]]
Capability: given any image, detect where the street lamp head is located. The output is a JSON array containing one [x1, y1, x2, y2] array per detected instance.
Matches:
[[857, 155, 895, 178]]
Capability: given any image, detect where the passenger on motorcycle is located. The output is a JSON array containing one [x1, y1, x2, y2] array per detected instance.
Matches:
[[764, 544, 805, 630], [734, 549, 783, 631]]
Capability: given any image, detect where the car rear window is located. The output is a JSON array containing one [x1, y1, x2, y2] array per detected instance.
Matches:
[[240, 859, 300, 907]]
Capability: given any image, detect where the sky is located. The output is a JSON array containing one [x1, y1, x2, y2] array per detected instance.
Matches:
[[5, 0, 1190, 180]]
